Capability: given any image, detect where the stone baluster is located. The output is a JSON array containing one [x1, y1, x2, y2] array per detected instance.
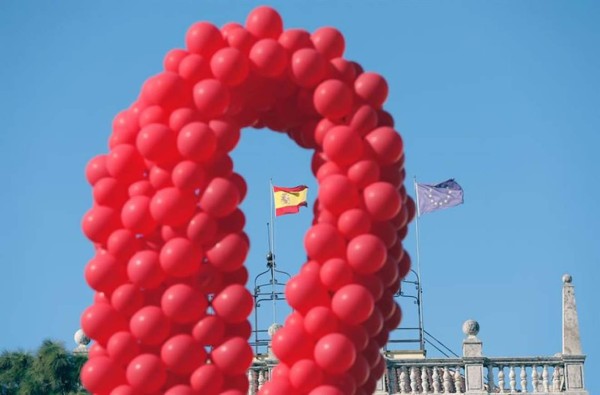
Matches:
[[487, 365, 495, 392], [443, 367, 452, 393], [388, 367, 398, 394], [542, 365, 550, 392], [498, 366, 505, 393], [421, 366, 430, 393], [432, 367, 441, 393], [509, 366, 516, 392], [552, 366, 561, 392], [531, 365, 539, 392], [410, 366, 418, 393], [454, 367, 463, 393], [247, 370, 256, 395], [400, 366, 409, 394], [520, 365, 527, 392], [258, 369, 266, 390]]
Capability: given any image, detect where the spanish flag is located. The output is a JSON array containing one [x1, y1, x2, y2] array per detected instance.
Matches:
[[273, 185, 308, 216]]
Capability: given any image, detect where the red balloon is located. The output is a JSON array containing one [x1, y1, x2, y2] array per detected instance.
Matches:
[[140, 72, 185, 108], [285, 271, 329, 315], [163, 48, 188, 72], [193, 79, 230, 120], [127, 250, 165, 289], [82, 206, 121, 244], [350, 105, 378, 136], [209, 119, 241, 153], [161, 283, 207, 323], [319, 257, 353, 291], [139, 105, 167, 128], [171, 160, 206, 190], [186, 22, 225, 58], [206, 233, 249, 272], [303, 306, 339, 338], [271, 324, 313, 364], [225, 26, 256, 55], [311, 27, 345, 59], [398, 251, 412, 280], [178, 53, 211, 83], [218, 208, 245, 235], [88, 342, 108, 359], [81, 303, 127, 346], [354, 72, 388, 108], [177, 122, 217, 162], [313, 333, 356, 374], [289, 359, 323, 392], [110, 384, 136, 395], [191, 364, 223, 395], [86, 154, 109, 185], [108, 229, 140, 260], [362, 306, 384, 336], [150, 187, 196, 227], [161, 334, 206, 374], [313, 79, 353, 120], [121, 196, 157, 235], [318, 174, 359, 216], [126, 354, 167, 393], [130, 306, 170, 346], [364, 126, 403, 165], [259, 379, 299, 395], [322, 126, 364, 166], [210, 47, 249, 86], [340, 324, 369, 352], [371, 220, 397, 248], [355, 273, 384, 301], [165, 385, 196, 395], [316, 161, 343, 182], [330, 57, 357, 85], [85, 251, 126, 293], [249, 39, 287, 77], [313, 118, 337, 147], [186, 211, 218, 246], [212, 284, 253, 323], [81, 356, 122, 394], [106, 144, 145, 182], [279, 28, 312, 52], [376, 257, 400, 289], [169, 108, 198, 132], [223, 319, 252, 341], [291, 48, 327, 88], [385, 303, 403, 331], [304, 223, 345, 262], [337, 208, 371, 240], [111, 283, 144, 316], [93, 177, 128, 208], [149, 165, 173, 189], [159, 237, 203, 277], [346, 234, 387, 275], [199, 177, 240, 218], [136, 123, 178, 164], [192, 314, 225, 346], [331, 284, 374, 325], [107, 331, 140, 365], [349, 354, 370, 387], [246, 6, 283, 39], [363, 181, 401, 221], [347, 159, 380, 189], [210, 336, 253, 375]]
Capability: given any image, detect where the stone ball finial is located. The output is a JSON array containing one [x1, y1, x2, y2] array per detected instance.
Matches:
[[74, 329, 90, 346], [268, 323, 282, 338], [462, 319, 480, 337], [562, 273, 572, 284]]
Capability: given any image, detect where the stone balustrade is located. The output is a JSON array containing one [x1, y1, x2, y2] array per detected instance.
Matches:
[[244, 275, 588, 395]]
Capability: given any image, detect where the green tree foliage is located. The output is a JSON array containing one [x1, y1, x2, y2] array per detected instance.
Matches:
[[0, 340, 88, 395]]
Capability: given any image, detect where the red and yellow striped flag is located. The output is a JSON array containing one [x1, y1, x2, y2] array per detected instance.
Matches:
[[273, 185, 308, 216]]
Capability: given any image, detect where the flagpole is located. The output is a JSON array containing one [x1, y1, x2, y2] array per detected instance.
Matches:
[[269, 178, 277, 323], [413, 177, 425, 352]]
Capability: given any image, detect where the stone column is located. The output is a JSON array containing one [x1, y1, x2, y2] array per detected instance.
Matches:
[[462, 320, 486, 394], [561, 274, 588, 394]]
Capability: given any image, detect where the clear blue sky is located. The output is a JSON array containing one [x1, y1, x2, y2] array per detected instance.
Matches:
[[1, 0, 598, 391]]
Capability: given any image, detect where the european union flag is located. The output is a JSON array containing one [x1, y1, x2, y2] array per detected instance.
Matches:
[[416, 179, 464, 216]]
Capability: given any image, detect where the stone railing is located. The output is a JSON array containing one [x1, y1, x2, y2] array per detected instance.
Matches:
[[245, 275, 588, 395]]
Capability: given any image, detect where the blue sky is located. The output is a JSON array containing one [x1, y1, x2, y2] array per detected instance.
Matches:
[[1, 0, 598, 391]]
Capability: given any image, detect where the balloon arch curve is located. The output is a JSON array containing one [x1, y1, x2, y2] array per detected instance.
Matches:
[[80, 6, 416, 395]]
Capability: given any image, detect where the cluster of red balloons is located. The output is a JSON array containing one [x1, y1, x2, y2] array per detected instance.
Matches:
[[80, 5, 415, 395]]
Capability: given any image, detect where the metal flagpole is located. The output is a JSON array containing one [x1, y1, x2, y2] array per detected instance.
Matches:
[[269, 178, 276, 323], [413, 176, 426, 352]]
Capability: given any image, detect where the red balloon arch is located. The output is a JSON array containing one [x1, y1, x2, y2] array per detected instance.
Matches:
[[81, 6, 416, 395]]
